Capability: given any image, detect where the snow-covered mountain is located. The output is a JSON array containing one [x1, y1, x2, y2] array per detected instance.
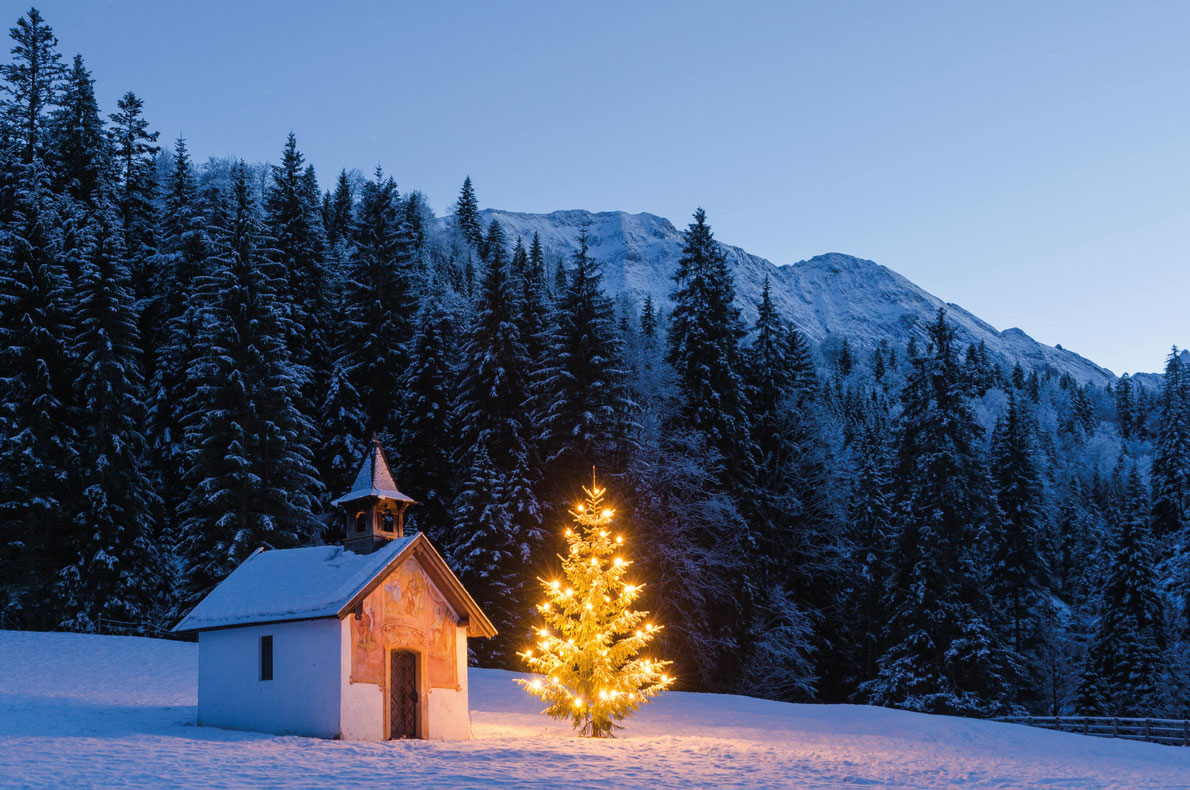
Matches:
[[473, 208, 1117, 387]]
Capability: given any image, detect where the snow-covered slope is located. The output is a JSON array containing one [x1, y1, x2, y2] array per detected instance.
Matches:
[[475, 209, 1117, 386], [2, 631, 1187, 789]]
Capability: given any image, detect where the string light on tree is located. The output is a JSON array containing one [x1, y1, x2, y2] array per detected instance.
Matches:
[[516, 473, 673, 737]]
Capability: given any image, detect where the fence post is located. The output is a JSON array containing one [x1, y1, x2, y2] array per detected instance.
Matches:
[[1027, 715, 1033, 728], [1113, 717, 1119, 737], [1183, 719, 1188, 747], [1084, 717, 1090, 735], [1145, 719, 1151, 743], [1054, 715, 1061, 732]]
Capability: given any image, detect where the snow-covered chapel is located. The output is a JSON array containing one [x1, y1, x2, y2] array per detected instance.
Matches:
[[174, 437, 496, 740]]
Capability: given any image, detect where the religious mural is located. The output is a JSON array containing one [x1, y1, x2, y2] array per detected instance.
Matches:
[[350, 557, 458, 689]]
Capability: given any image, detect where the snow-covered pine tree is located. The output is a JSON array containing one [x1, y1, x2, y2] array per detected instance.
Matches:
[[541, 228, 631, 488], [107, 91, 161, 378], [865, 309, 1014, 715], [46, 54, 106, 205], [1076, 468, 1165, 716], [666, 208, 754, 491], [265, 132, 329, 417], [148, 137, 212, 542], [0, 8, 63, 174], [842, 419, 895, 689], [1151, 347, 1189, 540], [336, 167, 415, 435], [57, 202, 166, 633], [989, 391, 1051, 707], [454, 175, 483, 249], [0, 162, 78, 629], [394, 278, 458, 542], [324, 168, 355, 249], [451, 220, 543, 663], [175, 162, 321, 612], [517, 478, 673, 737]]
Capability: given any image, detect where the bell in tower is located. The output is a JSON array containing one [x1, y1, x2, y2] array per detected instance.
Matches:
[[332, 434, 416, 554]]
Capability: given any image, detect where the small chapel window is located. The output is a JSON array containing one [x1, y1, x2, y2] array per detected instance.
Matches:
[[260, 635, 273, 681], [354, 512, 367, 533], [382, 513, 395, 532]]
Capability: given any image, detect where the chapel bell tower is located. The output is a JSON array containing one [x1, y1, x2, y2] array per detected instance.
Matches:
[[332, 435, 416, 555]]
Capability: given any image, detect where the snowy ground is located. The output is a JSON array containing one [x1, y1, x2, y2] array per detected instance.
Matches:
[[1, 631, 1188, 789]]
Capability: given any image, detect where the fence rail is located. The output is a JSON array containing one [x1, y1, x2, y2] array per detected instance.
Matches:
[[995, 715, 1190, 746]]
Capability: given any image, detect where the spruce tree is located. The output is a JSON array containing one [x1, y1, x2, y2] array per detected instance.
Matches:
[[989, 392, 1049, 706], [176, 163, 321, 611], [394, 280, 458, 541], [107, 91, 161, 376], [1076, 469, 1165, 716], [336, 168, 415, 435], [0, 163, 77, 629], [865, 309, 1012, 715], [517, 478, 673, 737], [666, 208, 753, 490], [265, 132, 328, 416], [0, 8, 63, 172], [47, 54, 106, 204], [454, 175, 482, 248], [1152, 347, 1189, 540], [58, 203, 166, 633], [541, 228, 630, 487], [451, 220, 542, 662]]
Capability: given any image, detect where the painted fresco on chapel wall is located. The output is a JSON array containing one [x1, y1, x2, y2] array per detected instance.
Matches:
[[350, 557, 458, 689]]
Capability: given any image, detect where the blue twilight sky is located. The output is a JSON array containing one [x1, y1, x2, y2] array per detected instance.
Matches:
[[17, 0, 1189, 374]]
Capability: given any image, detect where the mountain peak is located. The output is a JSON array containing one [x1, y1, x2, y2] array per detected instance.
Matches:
[[471, 208, 1116, 386]]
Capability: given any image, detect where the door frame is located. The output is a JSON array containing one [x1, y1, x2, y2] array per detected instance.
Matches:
[[385, 648, 427, 739]]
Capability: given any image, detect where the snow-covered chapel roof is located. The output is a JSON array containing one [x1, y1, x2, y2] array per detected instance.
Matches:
[[172, 534, 496, 638], [330, 435, 414, 507]]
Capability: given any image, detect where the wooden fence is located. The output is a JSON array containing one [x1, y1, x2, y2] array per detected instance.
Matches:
[[995, 715, 1190, 746]]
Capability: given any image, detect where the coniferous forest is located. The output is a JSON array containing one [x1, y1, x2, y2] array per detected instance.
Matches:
[[2, 8, 1189, 720]]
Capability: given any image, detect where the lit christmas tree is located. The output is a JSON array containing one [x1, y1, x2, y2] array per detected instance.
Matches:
[[517, 475, 672, 737]]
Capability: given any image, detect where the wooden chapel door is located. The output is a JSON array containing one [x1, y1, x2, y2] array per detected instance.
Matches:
[[389, 650, 418, 739]]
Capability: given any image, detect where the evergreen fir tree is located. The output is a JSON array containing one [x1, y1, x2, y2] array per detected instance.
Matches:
[[176, 162, 321, 611], [517, 478, 673, 737], [1076, 469, 1165, 716], [336, 167, 415, 434], [640, 294, 657, 340], [454, 174, 482, 248], [325, 168, 354, 248], [1152, 347, 1189, 539], [107, 91, 161, 377], [265, 132, 329, 416], [541, 228, 630, 487], [989, 392, 1050, 706], [451, 220, 542, 662], [57, 203, 166, 633], [865, 309, 1013, 715], [0, 8, 63, 172], [394, 280, 458, 542], [666, 208, 753, 490], [0, 162, 77, 629], [47, 54, 106, 204]]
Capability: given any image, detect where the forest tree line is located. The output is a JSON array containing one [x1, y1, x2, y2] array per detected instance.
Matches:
[[2, 8, 1189, 718]]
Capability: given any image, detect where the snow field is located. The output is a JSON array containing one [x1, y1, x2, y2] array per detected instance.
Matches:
[[1, 630, 1188, 789]]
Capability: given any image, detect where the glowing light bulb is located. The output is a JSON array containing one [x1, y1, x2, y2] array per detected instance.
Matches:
[[625, 585, 637, 594], [602, 509, 613, 518], [613, 558, 624, 567], [576, 504, 584, 512], [574, 698, 583, 708], [530, 679, 542, 689], [584, 602, 593, 611], [550, 580, 560, 590], [615, 536, 623, 544]]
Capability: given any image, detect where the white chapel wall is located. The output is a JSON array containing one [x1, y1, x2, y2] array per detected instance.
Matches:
[[198, 618, 341, 738]]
